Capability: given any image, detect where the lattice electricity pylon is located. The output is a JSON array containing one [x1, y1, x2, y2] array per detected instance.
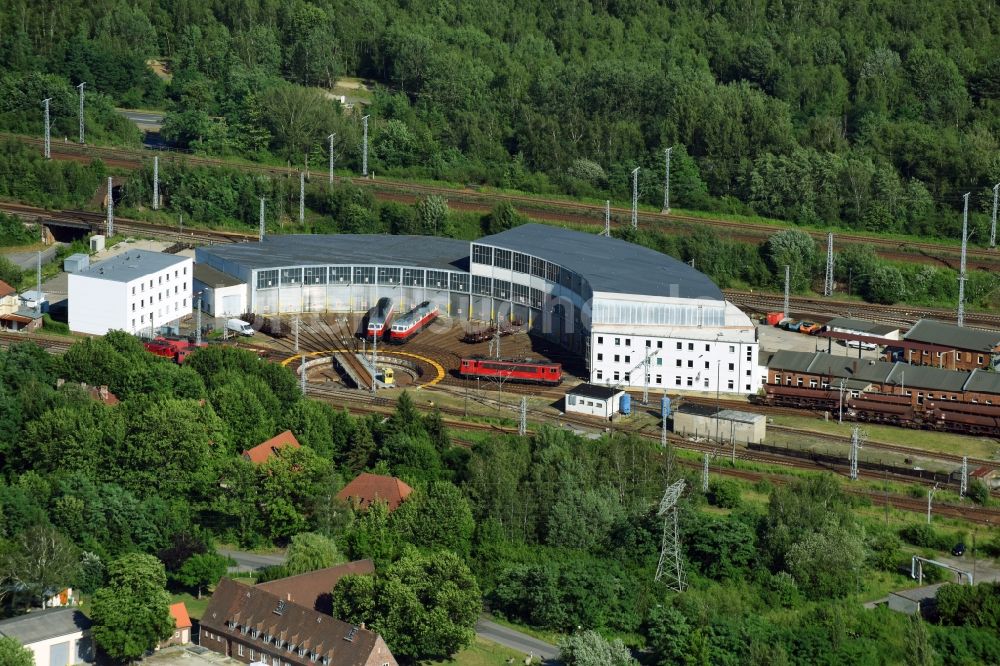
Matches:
[[824, 232, 834, 296], [654, 478, 686, 592], [960, 456, 968, 497], [701, 454, 710, 493], [849, 426, 865, 480], [518, 396, 527, 436]]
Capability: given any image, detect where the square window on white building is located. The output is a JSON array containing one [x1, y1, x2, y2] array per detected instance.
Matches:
[[676, 342, 682, 350], [597, 353, 603, 361], [597, 336, 603, 344], [688, 343, 694, 351], [728, 363, 734, 371], [729, 345, 735, 353], [625, 338, 631, 346], [704, 361, 709, 369], [596, 370, 603, 380], [675, 376, 681, 386], [704, 378, 709, 388], [613, 371, 620, 381], [657, 341, 663, 349], [646, 340, 651, 347], [728, 380, 734, 389], [705, 344, 710, 351], [614, 354, 620, 362], [687, 360, 693, 368], [686, 378, 693, 386], [746, 384, 751, 391], [676, 359, 682, 367], [614, 337, 620, 346], [625, 355, 630, 363], [656, 375, 662, 384]]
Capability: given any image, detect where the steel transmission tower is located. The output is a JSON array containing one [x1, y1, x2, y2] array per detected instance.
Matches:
[[106, 177, 114, 236], [299, 172, 305, 223], [195, 295, 202, 345], [603, 200, 610, 236], [153, 155, 159, 210], [630, 167, 640, 229], [662, 147, 672, 214], [991, 183, 998, 249], [42, 98, 51, 159], [960, 456, 968, 497], [77, 82, 85, 144], [783, 265, 790, 320], [701, 454, 709, 493], [824, 233, 834, 296], [258, 198, 265, 241], [654, 479, 687, 592], [361, 115, 370, 177], [927, 483, 939, 524], [300, 354, 307, 395], [849, 426, 863, 480], [958, 193, 969, 327], [518, 397, 527, 436], [661, 406, 668, 447], [328, 133, 336, 184]]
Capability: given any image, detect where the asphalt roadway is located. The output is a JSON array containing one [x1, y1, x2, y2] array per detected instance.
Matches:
[[217, 548, 560, 662]]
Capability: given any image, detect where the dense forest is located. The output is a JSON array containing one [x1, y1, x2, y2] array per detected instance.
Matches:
[[1, 0, 998, 239], [0, 337, 999, 664]]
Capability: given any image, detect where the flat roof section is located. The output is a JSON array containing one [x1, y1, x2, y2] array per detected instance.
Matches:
[[567, 383, 622, 400], [677, 403, 763, 423], [476, 223, 724, 301], [75, 249, 188, 283], [0, 608, 91, 644], [198, 235, 470, 273], [825, 317, 899, 336], [194, 263, 244, 288], [905, 319, 1000, 353]]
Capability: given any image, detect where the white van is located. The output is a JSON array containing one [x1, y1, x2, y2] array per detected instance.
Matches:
[[226, 318, 255, 336], [846, 339, 877, 351]]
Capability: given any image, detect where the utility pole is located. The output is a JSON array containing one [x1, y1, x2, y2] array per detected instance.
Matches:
[[77, 82, 85, 144], [35, 252, 41, 316], [294, 315, 300, 354], [661, 406, 668, 447], [299, 172, 305, 223], [991, 183, 998, 249], [328, 133, 336, 185], [662, 147, 672, 214], [958, 193, 969, 327], [300, 353, 307, 395], [642, 352, 653, 405], [195, 294, 202, 345], [631, 167, 640, 229], [518, 396, 527, 436], [701, 454, 709, 493], [106, 176, 114, 236], [960, 456, 968, 498], [42, 98, 51, 159], [603, 200, 610, 236], [258, 198, 265, 242], [824, 232, 834, 296], [153, 155, 159, 210], [927, 483, 939, 524], [849, 426, 861, 480], [361, 115, 370, 177], [783, 265, 790, 320], [371, 328, 378, 395], [838, 378, 845, 425]]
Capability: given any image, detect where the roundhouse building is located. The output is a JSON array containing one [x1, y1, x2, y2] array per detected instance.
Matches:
[[196, 224, 761, 394]]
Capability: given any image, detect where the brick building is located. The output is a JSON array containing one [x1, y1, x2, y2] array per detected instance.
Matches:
[[767, 350, 1000, 407], [899, 319, 1000, 371], [200, 578, 397, 666]]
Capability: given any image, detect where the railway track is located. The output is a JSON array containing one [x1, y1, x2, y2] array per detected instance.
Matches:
[[7, 132, 998, 272], [726, 289, 1000, 329], [0, 330, 75, 353]]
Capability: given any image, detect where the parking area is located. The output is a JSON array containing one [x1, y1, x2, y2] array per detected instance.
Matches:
[[757, 322, 882, 360]]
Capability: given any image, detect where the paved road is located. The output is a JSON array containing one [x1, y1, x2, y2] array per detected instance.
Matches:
[[475, 617, 559, 662], [4, 244, 60, 270], [116, 108, 165, 130], [217, 548, 286, 574]]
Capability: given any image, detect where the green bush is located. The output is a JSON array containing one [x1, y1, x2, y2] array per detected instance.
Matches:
[[899, 524, 951, 551], [707, 479, 742, 509], [42, 314, 69, 335]]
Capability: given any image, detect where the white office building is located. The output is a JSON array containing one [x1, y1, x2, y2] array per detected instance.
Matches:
[[68, 250, 193, 336]]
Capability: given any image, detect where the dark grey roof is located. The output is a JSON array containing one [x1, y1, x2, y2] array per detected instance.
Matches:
[[677, 402, 763, 423], [477, 224, 724, 300], [198, 235, 470, 273], [905, 319, 1000, 352], [963, 369, 1000, 395], [825, 317, 899, 336], [766, 351, 1000, 395], [0, 608, 91, 644], [568, 383, 621, 400], [75, 249, 188, 283], [194, 262, 244, 288]]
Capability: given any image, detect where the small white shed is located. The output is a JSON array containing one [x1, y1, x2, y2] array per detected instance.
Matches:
[[193, 263, 247, 318], [565, 383, 625, 419]]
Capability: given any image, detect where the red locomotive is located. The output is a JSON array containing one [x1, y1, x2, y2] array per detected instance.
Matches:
[[459, 357, 562, 385], [389, 301, 439, 343], [143, 337, 205, 364], [365, 297, 394, 340]]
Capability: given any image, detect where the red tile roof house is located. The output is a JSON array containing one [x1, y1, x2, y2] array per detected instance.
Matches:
[[243, 430, 301, 464], [200, 578, 398, 666], [336, 473, 413, 512], [161, 602, 192, 647], [256, 560, 376, 615]]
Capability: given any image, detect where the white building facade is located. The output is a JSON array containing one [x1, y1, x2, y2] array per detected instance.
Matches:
[[68, 250, 193, 336], [0, 608, 95, 666]]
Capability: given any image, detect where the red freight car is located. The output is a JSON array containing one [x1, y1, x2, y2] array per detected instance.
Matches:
[[459, 357, 562, 385], [143, 337, 205, 364]]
